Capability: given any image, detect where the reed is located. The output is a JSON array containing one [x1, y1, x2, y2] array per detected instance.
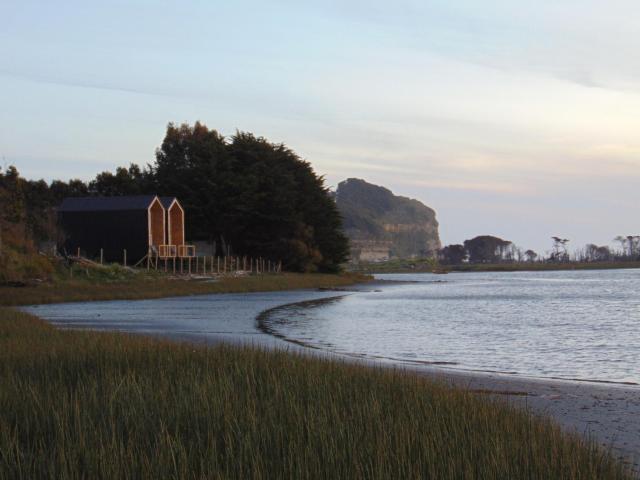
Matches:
[[0, 308, 631, 479]]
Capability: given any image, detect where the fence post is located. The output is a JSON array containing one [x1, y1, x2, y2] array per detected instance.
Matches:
[[123, 249, 127, 267], [100, 248, 103, 265]]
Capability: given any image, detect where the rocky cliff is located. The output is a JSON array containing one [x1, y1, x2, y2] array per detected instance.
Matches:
[[335, 178, 441, 261]]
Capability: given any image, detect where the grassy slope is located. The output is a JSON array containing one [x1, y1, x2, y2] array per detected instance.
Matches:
[[0, 271, 369, 306], [0, 308, 631, 479]]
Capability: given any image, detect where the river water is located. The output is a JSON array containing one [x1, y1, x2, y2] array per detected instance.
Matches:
[[24, 269, 640, 385], [262, 270, 640, 385]]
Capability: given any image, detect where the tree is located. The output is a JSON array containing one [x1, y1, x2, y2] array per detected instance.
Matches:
[[2, 123, 351, 273], [89, 164, 148, 196], [463, 235, 512, 263], [596, 245, 611, 261], [625, 235, 640, 258], [152, 122, 349, 272], [438, 244, 467, 265], [524, 249, 538, 262], [0, 166, 25, 224], [613, 235, 627, 256], [550, 236, 569, 262]]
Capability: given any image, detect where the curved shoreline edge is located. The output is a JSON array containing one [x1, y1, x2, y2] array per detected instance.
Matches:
[[256, 294, 640, 388], [17, 283, 640, 468], [254, 291, 640, 467]]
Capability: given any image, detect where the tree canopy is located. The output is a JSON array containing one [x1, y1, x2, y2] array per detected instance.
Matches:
[[3, 122, 349, 273], [463, 235, 512, 264]]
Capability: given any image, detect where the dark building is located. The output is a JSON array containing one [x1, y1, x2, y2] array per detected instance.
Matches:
[[58, 195, 166, 263]]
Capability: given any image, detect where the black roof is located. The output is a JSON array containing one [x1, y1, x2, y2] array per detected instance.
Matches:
[[58, 195, 160, 212]]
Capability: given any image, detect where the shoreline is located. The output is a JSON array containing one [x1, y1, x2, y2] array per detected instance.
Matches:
[[255, 291, 640, 469], [0, 272, 371, 306], [23, 282, 640, 471], [353, 262, 640, 275]]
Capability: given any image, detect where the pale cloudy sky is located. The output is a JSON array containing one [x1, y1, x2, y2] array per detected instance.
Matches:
[[1, 1, 639, 253]]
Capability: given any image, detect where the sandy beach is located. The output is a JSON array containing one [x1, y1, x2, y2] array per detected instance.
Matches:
[[414, 364, 640, 471], [24, 284, 640, 472]]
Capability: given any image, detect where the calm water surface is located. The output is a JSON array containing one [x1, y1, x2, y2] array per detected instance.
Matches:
[[262, 270, 640, 384], [26, 269, 640, 385]]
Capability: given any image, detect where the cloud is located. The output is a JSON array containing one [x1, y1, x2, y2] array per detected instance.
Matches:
[[0, 69, 185, 100]]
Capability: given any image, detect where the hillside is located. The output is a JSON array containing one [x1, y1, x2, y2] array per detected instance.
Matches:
[[335, 178, 441, 261]]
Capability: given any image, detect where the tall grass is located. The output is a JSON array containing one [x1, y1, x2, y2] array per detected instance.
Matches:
[[0, 308, 631, 479], [0, 272, 370, 306]]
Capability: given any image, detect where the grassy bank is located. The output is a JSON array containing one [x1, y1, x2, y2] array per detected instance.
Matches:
[[352, 257, 640, 274], [0, 271, 370, 307], [0, 308, 631, 479]]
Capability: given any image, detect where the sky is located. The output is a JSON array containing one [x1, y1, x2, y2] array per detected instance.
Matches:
[[1, 0, 640, 254]]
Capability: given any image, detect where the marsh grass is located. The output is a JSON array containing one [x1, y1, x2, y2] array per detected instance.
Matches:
[[0, 308, 632, 479], [0, 272, 369, 306]]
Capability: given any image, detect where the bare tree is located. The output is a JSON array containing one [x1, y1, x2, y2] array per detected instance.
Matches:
[[614, 236, 627, 256], [551, 237, 570, 262]]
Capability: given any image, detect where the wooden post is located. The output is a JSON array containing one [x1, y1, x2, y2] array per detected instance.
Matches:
[[224, 256, 227, 274], [173, 257, 176, 274], [196, 256, 199, 273], [217, 256, 220, 274], [188, 257, 192, 275], [123, 249, 127, 267], [210, 256, 213, 275], [77, 247, 80, 258], [100, 249, 103, 265]]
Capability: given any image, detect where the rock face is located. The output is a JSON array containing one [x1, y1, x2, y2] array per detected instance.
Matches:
[[335, 178, 441, 262]]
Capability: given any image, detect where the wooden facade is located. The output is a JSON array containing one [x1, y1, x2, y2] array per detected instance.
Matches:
[[160, 197, 185, 247]]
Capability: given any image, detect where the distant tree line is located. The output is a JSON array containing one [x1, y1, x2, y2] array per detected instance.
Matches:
[[439, 234, 640, 265], [0, 122, 349, 273]]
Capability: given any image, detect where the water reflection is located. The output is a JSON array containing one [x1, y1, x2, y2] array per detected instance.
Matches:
[[261, 270, 640, 385]]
